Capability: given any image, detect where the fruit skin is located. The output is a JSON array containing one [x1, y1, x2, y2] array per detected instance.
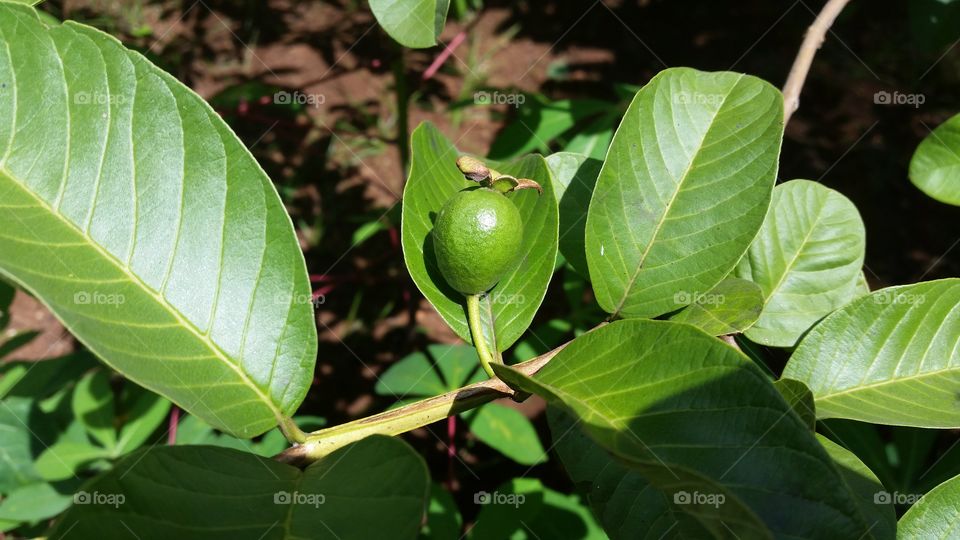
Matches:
[[433, 188, 523, 295]]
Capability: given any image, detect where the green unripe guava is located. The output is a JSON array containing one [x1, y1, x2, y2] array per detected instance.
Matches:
[[433, 188, 523, 295]]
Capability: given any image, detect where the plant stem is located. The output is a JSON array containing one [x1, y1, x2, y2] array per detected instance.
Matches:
[[391, 45, 411, 173], [782, 0, 853, 124], [278, 416, 307, 444], [466, 293, 499, 378], [274, 348, 561, 467]]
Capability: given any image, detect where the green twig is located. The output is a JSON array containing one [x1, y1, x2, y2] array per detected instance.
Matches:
[[466, 293, 499, 378]]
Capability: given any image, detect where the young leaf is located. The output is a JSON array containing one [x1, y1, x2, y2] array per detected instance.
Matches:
[[909, 112, 960, 206], [735, 180, 866, 347], [782, 279, 960, 427], [376, 345, 484, 398], [0, 398, 42, 492], [493, 320, 885, 539], [585, 68, 783, 319], [369, 0, 451, 48], [545, 152, 602, 277], [401, 122, 559, 350], [50, 436, 430, 539], [0, 4, 317, 438], [470, 478, 605, 540], [667, 277, 764, 336], [114, 387, 171, 455], [897, 473, 960, 538], [34, 441, 111, 481], [467, 403, 547, 466]]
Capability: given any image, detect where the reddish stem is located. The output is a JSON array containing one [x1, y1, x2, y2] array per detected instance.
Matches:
[[423, 32, 467, 80], [167, 406, 180, 445]]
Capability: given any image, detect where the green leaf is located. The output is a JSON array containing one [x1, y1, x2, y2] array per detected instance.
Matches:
[[0, 397, 42, 491], [493, 320, 885, 539], [0, 353, 96, 399], [816, 435, 896, 539], [468, 403, 547, 465], [545, 152, 602, 277], [547, 409, 705, 539], [774, 378, 816, 430], [565, 112, 617, 160], [51, 435, 430, 539], [667, 278, 764, 336], [71, 371, 116, 449], [369, 0, 451, 48], [114, 386, 170, 455], [585, 68, 783, 319], [735, 180, 866, 347], [470, 478, 605, 540], [422, 484, 461, 540], [782, 279, 960, 427], [34, 440, 111, 481], [909, 112, 960, 206], [488, 99, 610, 161], [0, 4, 317, 438], [898, 474, 960, 538], [376, 345, 484, 398], [402, 122, 559, 350], [0, 481, 73, 524]]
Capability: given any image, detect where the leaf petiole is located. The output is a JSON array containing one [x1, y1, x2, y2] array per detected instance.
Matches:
[[466, 293, 499, 378]]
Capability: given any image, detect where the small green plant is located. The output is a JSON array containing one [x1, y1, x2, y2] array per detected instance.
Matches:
[[2, 1, 960, 539]]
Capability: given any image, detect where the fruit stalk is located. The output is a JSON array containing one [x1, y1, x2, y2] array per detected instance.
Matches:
[[466, 293, 500, 377]]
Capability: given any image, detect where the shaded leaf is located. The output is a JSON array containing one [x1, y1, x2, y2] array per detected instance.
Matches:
[[816, 436, 895, 539], [489, 99, 610, 161], [545, 152, 602, 277], [585, 68, 783, 318], [51, 436, 430, 539], [493, 320, 885, 538], [773, 378, 816, 430], [71, 371, 115, 449]]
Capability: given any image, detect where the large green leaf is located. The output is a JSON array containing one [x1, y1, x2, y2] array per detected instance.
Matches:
[[369, 0, 450, 49], [783, 279, 960, 427], [401, 122, 559, 350], [897, 473, 960, 538], [547, 409, 707, 539], [667, 277, 764, 336], [735, 180, 866, 347], [50, 435, 429, 539], [0, 4, 317, 438], [585, 68, 783, 319], [909, 112, 960, 206], [493, 320, 888, 539]]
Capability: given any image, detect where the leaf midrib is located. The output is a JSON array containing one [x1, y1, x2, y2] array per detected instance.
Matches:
[[0, 166, 284, 425]]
